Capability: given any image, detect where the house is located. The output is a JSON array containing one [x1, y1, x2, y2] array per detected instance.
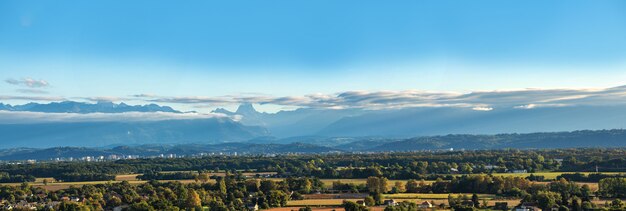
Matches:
[[511, 169, 528, 173], [514, 203, 542, 211], [514, 205, 542, 211], [450, 168, 460, 174], [418, 201, 432, 208], [0, 204, 12, 210], [484, 165, 499, 169], [355, 200, 366, 206], [383, 199, 398, 206], [246, 203, 258, 211]]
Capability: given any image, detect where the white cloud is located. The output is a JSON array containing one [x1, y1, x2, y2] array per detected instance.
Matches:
[[0, 95, 65, 101], [0, 111, 230, 124], [514, 104, 537, 109], [5, 78, 49, 88], [472, 106, 493, 111], [132, 85, 626, 110], [82, 96, 131, 102], [15, 89, 50, 94]]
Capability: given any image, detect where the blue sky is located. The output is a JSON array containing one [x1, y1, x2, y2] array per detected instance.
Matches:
[[1, 0, 626, 112]]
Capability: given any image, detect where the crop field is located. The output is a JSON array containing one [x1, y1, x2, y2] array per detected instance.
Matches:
[[0, 171, 610, 192], [115, 174, 141, 181], [267, 207, 389, 211], [469, 172, 619, 180], [266, 179, 434, 187], [287, 199, 357, 206], [384, 193, 495, 199], [285, 198, 517, 209]]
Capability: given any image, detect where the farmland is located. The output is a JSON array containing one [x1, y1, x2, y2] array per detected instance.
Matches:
[[0, 149, 623, 210]]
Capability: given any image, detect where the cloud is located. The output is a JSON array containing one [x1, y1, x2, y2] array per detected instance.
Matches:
[[0, 111, 229, 124], [472, 106, 493, 111], [132, 85, 626, 111], [0, 95, 65, 101], [82, 96, 131, 102], [5, 78, 49, 88], [15, 89, 50, 94]]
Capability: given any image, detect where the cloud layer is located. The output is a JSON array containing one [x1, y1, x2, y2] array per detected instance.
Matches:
[[0, 95, 66, 101], [0, 111, 228, 124], [5, 78, 49, 88], [133, 85, 626, 110]]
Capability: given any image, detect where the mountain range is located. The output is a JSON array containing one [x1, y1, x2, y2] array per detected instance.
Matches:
[[214, 103, 626, 138], [0, 101, 180, 113], [1, 101, 626, 148], [0, 129, 625, 160]]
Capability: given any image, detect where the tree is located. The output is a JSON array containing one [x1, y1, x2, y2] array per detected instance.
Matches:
[[366, 176, 388, 193], [299, 207, 313, 211], [260, 180, 276, 193], [217, 178, 227, 194], [599, 178, 626, 198], [460, 163, 473, 174], [571, 197, 581, 211], [405, 179, 419, 193], [303, 178, 312, 193], [581, 201, 594, 210], [185, 189, 202, 209], [129, 201, 156, 211], [57, 201, 88, 211], [372, 192, 384, 205], [535, 191, 561, 210], [448, 194, 460, 208], [611, 199, 624, 209], [266, 190, 289, 207], [195, 172, 210, 183], [343, 200, 369, 211], [471, 193, 480, 208], [107, 196, 122, 207], [364, 196, 375, 206], [43, 178, 49, 186], [393, 181, 405, 193]]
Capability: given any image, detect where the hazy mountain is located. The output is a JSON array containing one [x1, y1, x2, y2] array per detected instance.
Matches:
[[213, 104, 364, 137], [0, 101, 181, 113], [0, 118, 269, 148], [1, 129, 625, 160], [316, 106, 626, 137], [212, 104, 626, 139], [0, 103, 11, 110], [370, 129, 626, 151]]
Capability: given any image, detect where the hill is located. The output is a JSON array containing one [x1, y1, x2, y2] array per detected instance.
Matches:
[[369, 129, 626, 151]]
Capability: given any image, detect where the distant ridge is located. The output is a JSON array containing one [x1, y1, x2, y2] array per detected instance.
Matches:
[[0, 129, 624, 160], [371, 129, 626, 151], [0, 101, 181, 113]]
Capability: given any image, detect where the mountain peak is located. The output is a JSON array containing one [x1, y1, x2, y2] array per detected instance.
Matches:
[[236, 103, 258, 114]]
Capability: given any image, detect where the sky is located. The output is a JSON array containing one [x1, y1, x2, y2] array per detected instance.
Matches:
[[1, 0, 626, 113]]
